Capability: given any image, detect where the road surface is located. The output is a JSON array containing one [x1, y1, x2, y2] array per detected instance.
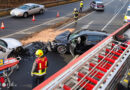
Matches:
[[1, 0, 129, 89]]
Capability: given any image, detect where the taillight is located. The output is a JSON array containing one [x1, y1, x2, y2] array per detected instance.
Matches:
[[0, 77, 6, 87], [97, 5, 104, 8]]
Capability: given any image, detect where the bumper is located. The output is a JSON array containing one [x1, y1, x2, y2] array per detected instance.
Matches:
[[10, 13, 23, 17], [47, 42, 56, 51], [95, 7, 104, 10]]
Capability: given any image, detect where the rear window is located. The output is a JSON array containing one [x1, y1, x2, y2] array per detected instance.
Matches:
[[97, 3, 103, 6]]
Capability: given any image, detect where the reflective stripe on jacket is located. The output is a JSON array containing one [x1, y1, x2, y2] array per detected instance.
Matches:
[[36, 57, 47, 71], [73, 10, 79, 17], [31, 56, 48, 76]]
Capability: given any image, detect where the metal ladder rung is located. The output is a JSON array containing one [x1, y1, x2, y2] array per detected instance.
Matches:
[[78, 68, 89, 74], [92, 58, 99, 62], [78, 72, 98, 84], [77, 78, 95, 90], [106, 49, 121, 56], [64, 76, 78, 88], [98, 55, 115, 63], [89, 63, 107, 72]]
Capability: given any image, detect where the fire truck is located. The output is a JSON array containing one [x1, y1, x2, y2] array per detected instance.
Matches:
[[34, 23, 130, 90]]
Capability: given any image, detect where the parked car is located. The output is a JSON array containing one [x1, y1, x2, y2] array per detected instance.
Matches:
[[90, 0, 104, 11], [0, 38, 24, 60], [10, 3, 45, 18], [47, 30, 108, 56], [124, 8, 130, 23]]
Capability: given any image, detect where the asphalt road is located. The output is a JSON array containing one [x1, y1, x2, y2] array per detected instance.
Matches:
[[1, 0, 130, 89], [0, 0, 90, 39]]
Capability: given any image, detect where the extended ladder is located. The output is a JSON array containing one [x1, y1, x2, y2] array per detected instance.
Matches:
[[54, 39, 130, 90], [33, 23, 130, 90]]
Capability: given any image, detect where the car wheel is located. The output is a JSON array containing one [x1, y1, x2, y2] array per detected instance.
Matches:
[[57, 45, 67, 54], [39, 9, 44, 14], [23, 12, 28, 18]]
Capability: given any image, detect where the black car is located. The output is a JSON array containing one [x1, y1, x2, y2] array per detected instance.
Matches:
[[47, 30, 108, 56]]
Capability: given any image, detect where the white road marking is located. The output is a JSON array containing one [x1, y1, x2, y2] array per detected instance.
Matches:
[[0, 0, 114, 38], [0, 16, 66, 38], [101, 0, 128, 31], [105, 0, 114, 6], [0, 16, 12, 20], [58, 12, 95, 30], [81, 21, 93, 29], [57, 0, 114, 30]]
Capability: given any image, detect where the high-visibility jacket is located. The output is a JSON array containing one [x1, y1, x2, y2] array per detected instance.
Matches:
[[73, 10, 79, 18], [36, 57, 47, 71], [31, 56, 48, 76], [80, 2, 83, 7]]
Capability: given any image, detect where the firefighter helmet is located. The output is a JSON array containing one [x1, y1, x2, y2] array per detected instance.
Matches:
[[74, 8, 77, 11], [35, 49, 44, 57]]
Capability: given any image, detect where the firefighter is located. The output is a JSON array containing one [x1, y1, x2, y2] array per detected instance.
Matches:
[[79, 1, 84, 12], [31, 49, 48, 88], [73, 8, 79, 24]]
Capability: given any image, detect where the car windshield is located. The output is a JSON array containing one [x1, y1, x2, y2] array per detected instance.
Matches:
[[68, 31, 80, 40], [0, 40, 7, 48], [18, 5, 30, 10], [126, 10, 130, 16]]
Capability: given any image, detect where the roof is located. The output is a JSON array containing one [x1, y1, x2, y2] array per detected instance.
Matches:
[[96, 1, 103, 3], [94, 0, 103, 3], [74, 30, 108, 36], [24, 3, 38, 6]]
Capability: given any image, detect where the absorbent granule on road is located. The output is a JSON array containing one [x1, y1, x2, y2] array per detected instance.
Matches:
[[20, 28, 75, 45]]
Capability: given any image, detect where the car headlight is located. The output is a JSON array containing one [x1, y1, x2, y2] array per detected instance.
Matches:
[[15, 12, 23, 16]]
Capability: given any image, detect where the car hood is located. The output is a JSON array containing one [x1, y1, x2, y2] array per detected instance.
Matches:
[[1, 38, 22, 48], [55, 31, 71, 43], [11, 8, 26, 13]]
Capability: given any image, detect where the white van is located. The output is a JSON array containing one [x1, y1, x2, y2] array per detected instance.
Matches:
[[124, 8, 130, 23], [90, 0, 104, 11]]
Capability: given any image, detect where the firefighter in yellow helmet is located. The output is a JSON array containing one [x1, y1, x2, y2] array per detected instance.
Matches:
[[79, 0, 84, 12], [73, 8, 79, 24], [31, 49, 48, 88]]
